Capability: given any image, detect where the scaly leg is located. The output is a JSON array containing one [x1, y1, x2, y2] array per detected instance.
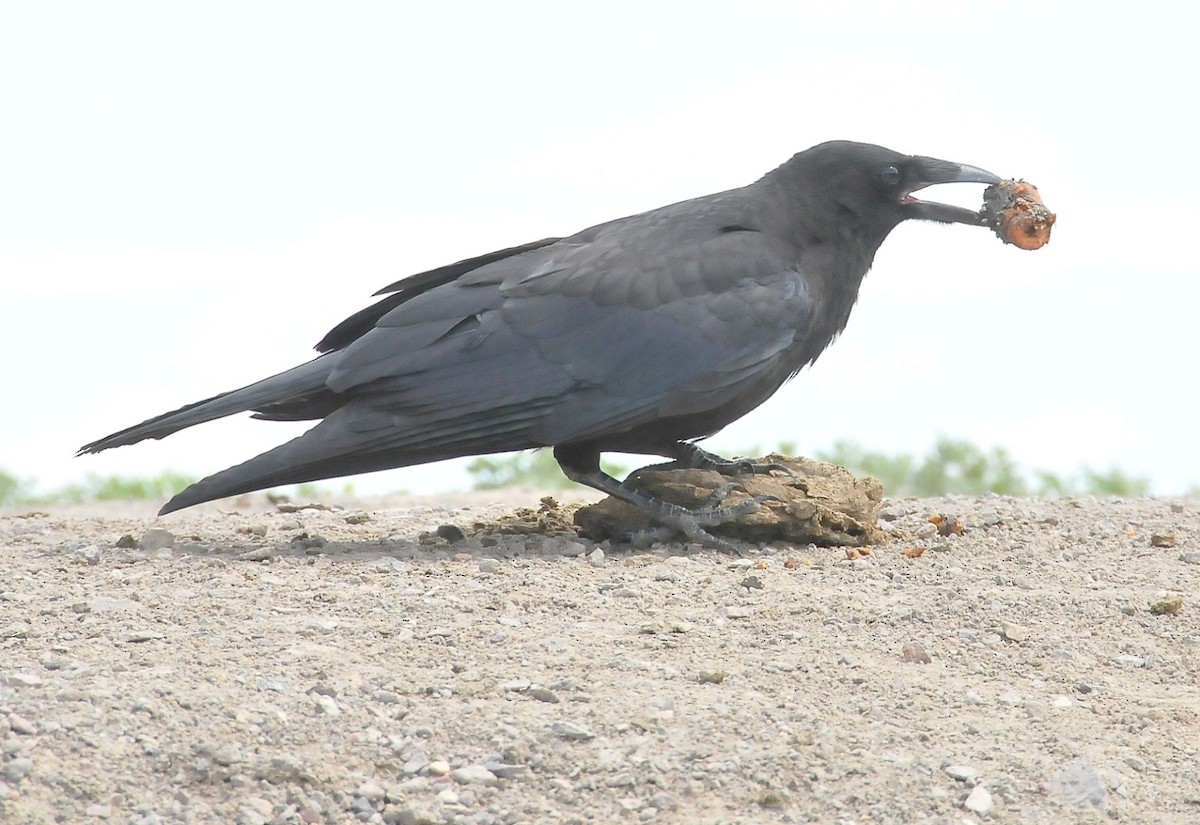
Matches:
[[555, 443, 780, 553]]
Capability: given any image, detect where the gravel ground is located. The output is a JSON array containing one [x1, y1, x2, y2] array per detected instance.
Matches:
[[1, 492, 1198, 824]]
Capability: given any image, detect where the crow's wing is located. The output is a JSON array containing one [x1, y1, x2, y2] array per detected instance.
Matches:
[[159, 206, 818, 512]]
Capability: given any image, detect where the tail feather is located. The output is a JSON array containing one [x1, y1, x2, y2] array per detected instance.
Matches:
[[78, 355, 337, 455], [158, 399, 556, 514]]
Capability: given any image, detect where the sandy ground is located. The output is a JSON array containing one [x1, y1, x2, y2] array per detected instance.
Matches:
[[1, 491, 1198, 825]]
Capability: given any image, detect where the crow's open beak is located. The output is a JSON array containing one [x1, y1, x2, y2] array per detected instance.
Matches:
[[902, 157, 1002, 226]]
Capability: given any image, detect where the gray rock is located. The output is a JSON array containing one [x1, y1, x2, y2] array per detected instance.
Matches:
[[1047, 759, 1106, 808], [551, 721, 595, 741], [139, 528, 176, 551], [587, 548, 606, 567], [451, 764, 498, 786], [478, 558, 501, 574], [944, 764, 979, 784], [6, 714, 36, 735], [963, 785, 993, 815], [3, 757, 32, 783], [901, 642, 931, 664]]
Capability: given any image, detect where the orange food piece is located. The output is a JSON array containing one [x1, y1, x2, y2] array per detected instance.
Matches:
[[981, 179, 1056, 250]]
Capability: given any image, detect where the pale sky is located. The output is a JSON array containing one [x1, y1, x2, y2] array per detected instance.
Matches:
[[2, 1, 1198, 497]]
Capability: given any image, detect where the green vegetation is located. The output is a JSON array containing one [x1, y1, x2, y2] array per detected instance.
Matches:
[[816, 437, 1149, 497], [0, 470, 196, 508], [465, 438, 1153, 498]]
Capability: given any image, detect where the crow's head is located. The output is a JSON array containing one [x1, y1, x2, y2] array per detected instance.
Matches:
[[783, 140, 1001, 238]]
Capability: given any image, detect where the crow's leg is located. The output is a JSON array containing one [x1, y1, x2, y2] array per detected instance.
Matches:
[[665, 442, 795, 478], [554, 444, 775, 554]]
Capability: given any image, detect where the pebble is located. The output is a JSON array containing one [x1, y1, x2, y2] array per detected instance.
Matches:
[[478, 558, 501, 574], [1180, 552, 1200, 565], [901, 642, 931, 664], [7, 714, 36, 735], [3, 757, 32, 782], [237, 547, 275, 561], [451, 764, 499, 786], [425, 760, 450, 776], [527, 687, 560, 703], [720, 606, 753, 619], [4, 672, 43, 687], [311, 694, 341, 716], [587, 548, 606, 567], [944, 764, 979, 784], [1001, 621, 1030, 642], [558, 541, 586, 557], [86, 803, 112, 818], [740, 575, 764, 590], [962, 784, 993, 815], [879, 504, 909, 520], [1047, 759, 1106, 808], [550, 721, 595, 741], [358, 780, 386, 801], [139, 528, 176, 551]]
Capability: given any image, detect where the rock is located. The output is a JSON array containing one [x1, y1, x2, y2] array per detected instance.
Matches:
[[944, 764, 979, 784], [437, 524, 465, 543], [1047, 759, 1106, 808], [478, 558, 501, 574], [451, 764, 499, 786], [1150, 532, 1176, 548], [1180, 552, 1200, 565], [963, 785, 993, 815], [6, 714, 36, 735], [901, 642, 931, 664], [311, 694, 340, 716], [3, 757, 32, 783], [550, 721, 595, 741], [138, 528, 175, 551], [358, 780, 386, 801], [425, 760, 450, 776], [587, 547, 606, 567], [1001, 621, 1030, 642], [573, 455, 883, 546]]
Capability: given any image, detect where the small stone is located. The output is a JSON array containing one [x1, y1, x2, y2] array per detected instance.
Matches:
[[237, 547, 275, 561], [740, 575, 764, 590], [5, 672, 43, 687], [963, 785, 993, 816], [1025, 701, 1049, 721], [1150, 597, 1182, 616], [311, 694, 340, 716], [485, 762, 528, 780], [3, 756, 32, 784], [436, 788, 459, 805], [587, 548, 606, 567], [550, 721, 595, 741], [1001, 621, 1030, 642], [1110, 654, 1145, 668], [478, 558, 501, 574], [139, 528, 175, 551], [1047, 759, 1106, 808], [527, 687, 559, 704], [558, 541, 586, 557], [901, 642, 931, 664], [944, 764, 979, 784], [425, 760, 450, 776], [720, 606, 752, 619], [6, 714, 36, 735], [879, 504, 908, 520], [1180, 552, 1200, 565], [73, 546, 102, 565], [451, 765, 498, 786], [85, 803, 112, 818], [358, 780, 386, 801], [436, 524, 465, 543], [1150, 532, 1177, 548]]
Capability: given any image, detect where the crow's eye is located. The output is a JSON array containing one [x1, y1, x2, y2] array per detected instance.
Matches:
[[881, 165, 901, 186]]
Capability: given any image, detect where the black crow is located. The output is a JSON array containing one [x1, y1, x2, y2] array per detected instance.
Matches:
[[80, 140, 1001, 548]]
